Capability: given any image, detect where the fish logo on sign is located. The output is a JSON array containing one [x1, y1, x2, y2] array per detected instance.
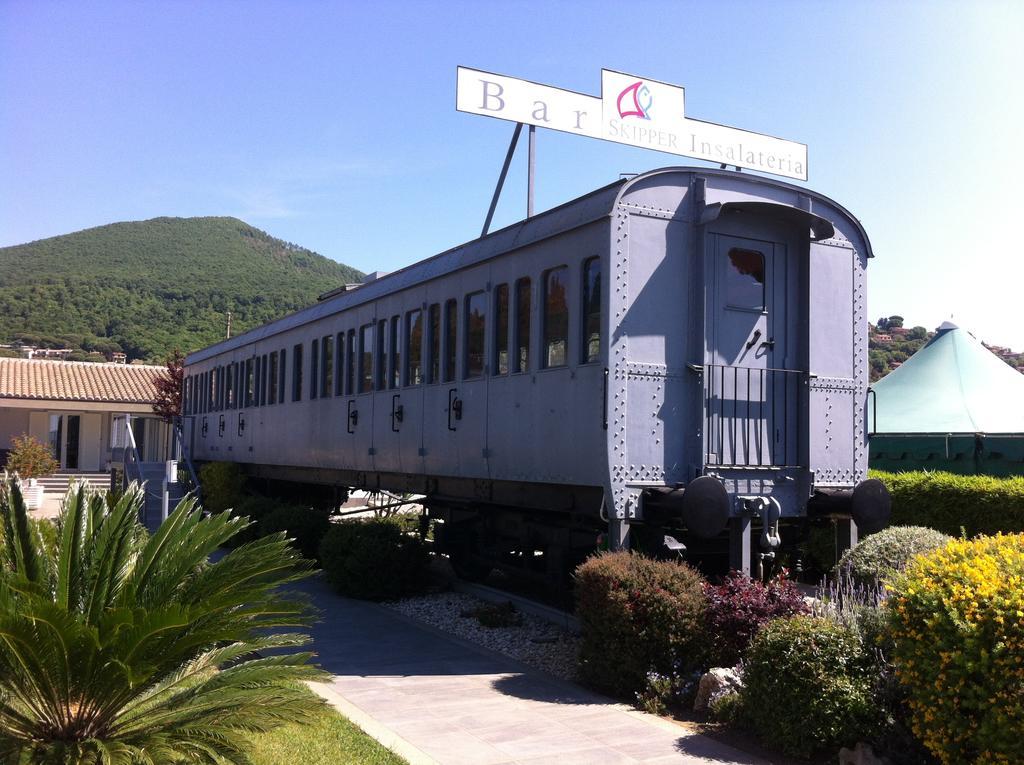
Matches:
[[616, 81, 653, 120]]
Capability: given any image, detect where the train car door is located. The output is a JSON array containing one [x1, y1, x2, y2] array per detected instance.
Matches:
[[371, 296, 404, 476], [345, 304, 377, 473], [454, 265, 490, 480], [397, 291, 427, 477], [707, 230, 797, 467], [422, 281, 462, 478]]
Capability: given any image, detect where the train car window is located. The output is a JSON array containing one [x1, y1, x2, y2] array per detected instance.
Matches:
[[278, 349, 286, 404], [465, 291, 486, 379], [260, 354, 268, 406], [219, 366, 226, 411], [258, 358, 266, 407], [390, 316, 400, 389], [223, 366, 231, 410], [212, 368, 219, 412], [183, 377, 190, 416], [406, 309, 423, 385], [237, 361, 245, 408], [428, 304, 441, 383], [334, 333, 344, 396], [321, 335, 332, 398], [376, 319, 387, 391], [582, 257, 602, 363], [494, 284, 509, 375], [310, 338, 319, 400], [346, 329, 355, 395], [245, 358, 255, 408], [515, 277, 531, 372], [543, 267, 568, 368], [292, 343, 303, 402], [359, 324, 374, 393], [268, 352, 278, 404], [726, 248, 765, 311], [443, 298, 457, 382]]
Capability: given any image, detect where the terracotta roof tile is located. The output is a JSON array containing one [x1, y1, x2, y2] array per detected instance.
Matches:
[[0, 358, 166, 404]]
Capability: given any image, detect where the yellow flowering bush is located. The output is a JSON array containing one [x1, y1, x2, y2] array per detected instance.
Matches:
[[888, 533, 1024, 763]]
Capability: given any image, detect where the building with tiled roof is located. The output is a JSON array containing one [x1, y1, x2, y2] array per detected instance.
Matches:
[[1, 358, 171, 473]]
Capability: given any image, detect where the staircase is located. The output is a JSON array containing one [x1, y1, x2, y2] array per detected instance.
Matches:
[[126, 462, 188, 532], [37, 472, 113, 496]]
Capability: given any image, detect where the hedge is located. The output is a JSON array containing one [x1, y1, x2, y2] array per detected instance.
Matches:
[[871, 470, 1024, 537], [318, 517, 430, 601], [835, 525, 951, 587]]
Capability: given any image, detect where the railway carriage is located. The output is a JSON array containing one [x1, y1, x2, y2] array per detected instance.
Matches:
[[183, 167, 889, 579]]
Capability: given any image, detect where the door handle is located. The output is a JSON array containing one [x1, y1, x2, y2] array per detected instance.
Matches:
[[237, 413, 245, 436], [218, 414, 225, 437], [202, 417, 208, 437], [759, 337, 776, 350], [347, 400, 358, 433], [448, 388, 462, 431], [391, 395, 403, 432], [746, 329, 762, 350]]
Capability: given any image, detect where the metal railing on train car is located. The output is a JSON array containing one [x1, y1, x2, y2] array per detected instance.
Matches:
[[702, 364, 807, 469]]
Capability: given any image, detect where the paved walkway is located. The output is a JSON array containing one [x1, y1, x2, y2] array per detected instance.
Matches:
[[299, 576, 767, 765]]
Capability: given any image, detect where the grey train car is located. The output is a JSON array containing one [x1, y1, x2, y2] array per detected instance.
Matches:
[[183, 167, 889, 579]]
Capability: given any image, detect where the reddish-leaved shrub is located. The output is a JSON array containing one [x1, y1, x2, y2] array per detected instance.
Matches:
[[703, 570, 809, 667]]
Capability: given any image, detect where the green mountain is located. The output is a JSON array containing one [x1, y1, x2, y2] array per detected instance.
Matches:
[[0, 217, 363, 361]]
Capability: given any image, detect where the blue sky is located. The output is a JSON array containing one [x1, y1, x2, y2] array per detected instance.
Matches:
[[2, 0, 1022, 348]]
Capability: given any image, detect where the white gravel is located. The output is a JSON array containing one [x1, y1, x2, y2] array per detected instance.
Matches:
[[385, 592, 580, 681]]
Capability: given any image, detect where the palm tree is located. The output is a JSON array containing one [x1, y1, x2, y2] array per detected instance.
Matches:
[[0, 478, 328, 764]]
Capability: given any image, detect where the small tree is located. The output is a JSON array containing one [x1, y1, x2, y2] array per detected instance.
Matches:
[[153, 348, 184, 422], [5, 435, 59, 480]]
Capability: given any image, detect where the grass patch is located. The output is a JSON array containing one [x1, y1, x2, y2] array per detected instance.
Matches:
[[248, 686, 407, 765]]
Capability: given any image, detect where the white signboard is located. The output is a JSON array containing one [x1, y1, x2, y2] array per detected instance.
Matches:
[[456, 66, 807, 181]]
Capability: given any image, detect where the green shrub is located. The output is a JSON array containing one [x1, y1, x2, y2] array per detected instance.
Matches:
[[741, 615, 876, 758], [221, 495, 283, 547], [872, 469, 1024, 536], [888, 533, 1024, 763], [835, 525, 951, 586], [318, 518, 429, 601], [198, 461, 247, 514], [574, 551, 708, 701], [260, 504, 332, 561]]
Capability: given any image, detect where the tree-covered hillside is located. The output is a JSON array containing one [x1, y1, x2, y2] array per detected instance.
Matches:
[[0, 217, 363, 361]]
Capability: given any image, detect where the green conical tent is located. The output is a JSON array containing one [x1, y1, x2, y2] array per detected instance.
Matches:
[[869, 322, 1024, 475]]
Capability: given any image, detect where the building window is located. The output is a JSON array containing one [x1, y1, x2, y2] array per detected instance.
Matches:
[[390, 316, 400, 389], [494, 283, 509, 375], [268, 352, 278, 404], [310, 338, 319, 400], [428, 303, 441, 383], [515, 277, 531, 372], [582, 257, 601, 363], [465, 291, 486, 379], [443, 298, 457, 382], [543, 266, 568, 368], [292, 343, 303, 402], [359, 324, 374, 393], [406, 309, 423, 385], [376, 319, 387, 391], [321, 335, 332, 398]]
